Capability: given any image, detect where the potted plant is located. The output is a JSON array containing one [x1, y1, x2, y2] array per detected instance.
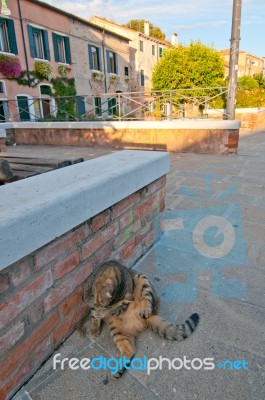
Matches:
[[91, 71, 104, 81], [35, 61, 53, 81], [0, 55, 21, 79]]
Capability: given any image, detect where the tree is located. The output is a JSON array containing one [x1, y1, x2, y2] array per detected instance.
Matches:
[[123, 19, 166, 41], [238, 76, 259, 90], [152, 41, 225, 91]]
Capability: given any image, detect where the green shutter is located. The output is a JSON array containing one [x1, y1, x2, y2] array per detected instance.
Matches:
[[97, 47, 102, 71], [64, 37, 71, 64], [42, 30, 50, 60], [27, 25, 36, 58], [52, 32, 59, 62], [6, 19, 18, 54], [106, 50, 111, 73], [88, 44, 94, 69], [114, 53, 118, 74]]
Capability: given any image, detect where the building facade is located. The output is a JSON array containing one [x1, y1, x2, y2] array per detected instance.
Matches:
[[0, 0, 130, 122], [220, 49, 264, 78], [90, 16, 175, 94]]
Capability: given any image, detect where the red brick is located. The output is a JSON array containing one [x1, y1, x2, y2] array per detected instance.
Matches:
[[119, 209, 134, 230], [82, 222, 119, 260], [0, 309, 59, 383], [0, 321, 24, 357], [34, 225, 88, 270], [134, 196, 157, 220], [136, 222, 153, 245], [0, 273, 10, 294], [53, 251, 80, 280], [92, 243, 112, 265], [143, 231, 154, 250], [121, 238, 136, 260], [60, 286, 83, 317], [147, 176, 166, 195], [53, 303, 89, 345], [0, 358, 33, 400], [34, 336, 53, 364], [11, 260, 31, 287], [44, 262, 92, 313], [114, 220, 141, 249], [0, 270, 53, 330], [91, 210, 110, 232], [119, 243, 143, 267], [111, 193, 139, 219]]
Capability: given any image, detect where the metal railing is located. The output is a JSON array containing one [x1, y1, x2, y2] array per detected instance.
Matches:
[[0, 87, 229, 123]]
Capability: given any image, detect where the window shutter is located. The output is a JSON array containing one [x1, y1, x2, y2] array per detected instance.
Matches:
[[88, 44, 94, 69], [6, 19, 18, 54], [27, 25, 35, 58], [97, 47, 102, 71], [42, 30, 50, 60], [76, 96, 86, 116], [64, 37, 71, 64], [52, 32, 59, 62], [114, 53, 118, 74], [106, 50, 111, 73]]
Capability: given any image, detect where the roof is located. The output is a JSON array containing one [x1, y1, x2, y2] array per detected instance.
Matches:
[[27, 0, 130, 42], [90, 16, 171, 46]]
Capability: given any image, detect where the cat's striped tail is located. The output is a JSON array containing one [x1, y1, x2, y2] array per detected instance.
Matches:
[[146, 313, 199, 341]]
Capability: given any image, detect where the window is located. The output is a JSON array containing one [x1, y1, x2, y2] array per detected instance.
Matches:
[[139, 40, 144, 52], [124, 66, 129, 77], [152, 45, 155, 56], [88, 44, 101, 71], [52, 33, 71, 64], [0, 100, 9, 121], [27, 25, 50, 60], [106, 50, 118, 74], [0, 81, 5, 94], [108, 97, 117, 115], [140, 69, 145, 86], [159, 47, 163, 58], [94, 97, 102, 116], [0, 18, 17, 54]]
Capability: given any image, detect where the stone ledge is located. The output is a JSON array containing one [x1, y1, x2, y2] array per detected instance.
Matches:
[[0, 150, 170, 271], [2, 119, 241, 130]]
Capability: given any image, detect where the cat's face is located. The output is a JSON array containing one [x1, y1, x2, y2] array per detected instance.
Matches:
[[94, 278, 115, 307]]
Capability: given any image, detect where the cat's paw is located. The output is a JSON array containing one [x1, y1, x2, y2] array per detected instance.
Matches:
[[139, 306, 152, 319], [89, 327, 100, 339]]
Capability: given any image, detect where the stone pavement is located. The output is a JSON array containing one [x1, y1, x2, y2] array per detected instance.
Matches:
[[14, 130, 265, 400]]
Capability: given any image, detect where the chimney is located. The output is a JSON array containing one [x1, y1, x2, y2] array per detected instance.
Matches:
[[171, 33, 178, 46], [144, 20, 150, 36]]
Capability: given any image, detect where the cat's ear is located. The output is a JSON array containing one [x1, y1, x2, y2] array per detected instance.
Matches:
[[105, 279, 114, 298]]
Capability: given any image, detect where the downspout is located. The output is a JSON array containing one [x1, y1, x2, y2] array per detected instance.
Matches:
[[17, 0, 30, 86]]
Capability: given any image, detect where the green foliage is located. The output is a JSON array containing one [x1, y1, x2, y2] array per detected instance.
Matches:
[[51, 77, 77, 120], [238, 75, 259, 90], [152, 41, 225, 94], [35, 61, 53, 80], [123, 19, 166, 40], [253, 73, 265, 88], [236, 88, 265, 108]]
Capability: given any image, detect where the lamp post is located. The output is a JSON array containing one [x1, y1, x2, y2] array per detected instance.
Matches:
[[226, 0, 242, 120]]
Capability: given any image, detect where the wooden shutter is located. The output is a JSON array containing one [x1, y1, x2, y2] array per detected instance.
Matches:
[[64, 37, 71, 64], [27, 25, 35, 58], [106, 50, 111, 73], [42, 30, 50, 60], [88, 44, 94, 69], [6, 19, 18, 54], [52, 32, 59, 62]]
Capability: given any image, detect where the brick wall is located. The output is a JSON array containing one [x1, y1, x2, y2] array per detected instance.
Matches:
[[0, 176, 166, 399], [0, 137, 6, 152], [10, 127, 240, 154]]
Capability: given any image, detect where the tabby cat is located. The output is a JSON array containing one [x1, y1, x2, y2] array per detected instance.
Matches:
[[80, 260, 199, 378]]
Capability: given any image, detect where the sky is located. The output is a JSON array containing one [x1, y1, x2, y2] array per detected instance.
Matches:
[[41, 0, 265, 58]]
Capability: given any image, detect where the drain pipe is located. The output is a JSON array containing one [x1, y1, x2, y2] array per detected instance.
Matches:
[[17, 0, 31, 86], [101, 30, 107, 94]]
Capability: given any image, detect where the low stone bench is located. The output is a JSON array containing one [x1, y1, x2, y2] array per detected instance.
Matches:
[[0, 150, 169, 399]]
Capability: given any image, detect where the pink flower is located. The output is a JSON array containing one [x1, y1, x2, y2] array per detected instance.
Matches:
[[0, 57, 22, 78]]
